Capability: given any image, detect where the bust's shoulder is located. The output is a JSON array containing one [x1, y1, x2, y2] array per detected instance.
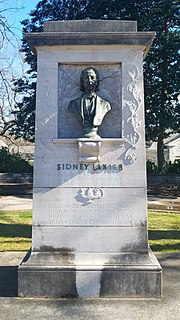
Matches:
[[97, 95, 111, 110], [68, 95, 82, 109], [70, 95, 82, 103]]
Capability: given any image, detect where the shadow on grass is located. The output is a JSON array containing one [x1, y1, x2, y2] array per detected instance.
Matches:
[[0, 266, 18, 297], [149, 230, 180, 240], [150, 243, 180, 251], [149, 229, 180, 252], [0, 224, 32, 238]]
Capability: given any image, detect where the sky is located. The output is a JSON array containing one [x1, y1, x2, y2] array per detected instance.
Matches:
[[4, 0, 40, 38], [1, 0, 40, 78]]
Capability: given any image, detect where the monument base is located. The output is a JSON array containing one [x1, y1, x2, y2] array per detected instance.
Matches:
[[18, 248, 162, 298]]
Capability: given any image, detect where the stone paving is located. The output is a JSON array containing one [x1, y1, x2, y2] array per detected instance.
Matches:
[[148, 195, 180, 212], [0, 195, 33, 211]]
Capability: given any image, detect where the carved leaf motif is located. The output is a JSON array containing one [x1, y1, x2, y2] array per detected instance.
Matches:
[[124, 64, 142, 164], [76, 187, 104, 205]]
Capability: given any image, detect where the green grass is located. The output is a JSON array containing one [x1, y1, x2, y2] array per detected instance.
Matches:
[[148, 211, 180, 252], [0, 210, 32, 251], [0, 210, 180, 252]]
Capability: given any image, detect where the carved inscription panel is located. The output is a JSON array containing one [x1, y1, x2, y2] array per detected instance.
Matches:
[[33, 187, 147, 226], [33, 140, 146, 188]]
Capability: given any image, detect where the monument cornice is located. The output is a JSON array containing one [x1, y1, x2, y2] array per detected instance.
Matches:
[[25, 31, 156, 57]]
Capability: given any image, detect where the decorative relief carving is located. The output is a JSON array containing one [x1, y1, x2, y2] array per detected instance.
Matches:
[[78, 139, 102, 163], [76, 187, 104, 205], [58, 64, 122, 138], [41, 139, 55, 163], [123, 64, 142, 164]]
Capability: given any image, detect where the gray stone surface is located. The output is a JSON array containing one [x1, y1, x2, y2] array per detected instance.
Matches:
[[33, 138, 147, 188], [44, 20, 137, 32], [18, 249, 161, 298], [32, 187, 147, 226], [18, 268, 162, 299], [26, 32, 155, 57], [26, 20, 155, 57], [32, 226, 148, 252]]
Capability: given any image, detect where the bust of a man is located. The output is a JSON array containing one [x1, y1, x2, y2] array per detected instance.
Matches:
[[68, 67, 111, 139]]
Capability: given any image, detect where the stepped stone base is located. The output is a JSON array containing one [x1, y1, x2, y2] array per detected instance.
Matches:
[[18, 249, 162, 298]]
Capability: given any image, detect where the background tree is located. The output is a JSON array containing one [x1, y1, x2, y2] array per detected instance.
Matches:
[[13, 0, 180, 171], [0, 1, 24, 137], [142, 1, 180, 172]]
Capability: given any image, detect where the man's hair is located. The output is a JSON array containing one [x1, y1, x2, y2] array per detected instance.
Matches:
[[80, 67, 99, 91]]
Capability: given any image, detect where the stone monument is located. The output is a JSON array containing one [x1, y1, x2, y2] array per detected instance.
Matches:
[[18, 20, 162, 298]]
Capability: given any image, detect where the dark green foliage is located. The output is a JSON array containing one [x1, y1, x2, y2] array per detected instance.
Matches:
[[147, 159, 180, 174], [165, 160, 180, 174], [0, 147, 33, 173], [146, 160, 159, 174]]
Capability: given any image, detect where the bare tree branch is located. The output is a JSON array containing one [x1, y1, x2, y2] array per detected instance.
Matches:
[[0, 1, 24, 137]]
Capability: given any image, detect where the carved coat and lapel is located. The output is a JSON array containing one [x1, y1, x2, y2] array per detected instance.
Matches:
[[68, 94, 111, 126]]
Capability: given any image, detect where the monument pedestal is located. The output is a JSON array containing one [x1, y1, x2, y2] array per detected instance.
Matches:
[[19, 249, 162, 298], [18, 20, 162, 298]]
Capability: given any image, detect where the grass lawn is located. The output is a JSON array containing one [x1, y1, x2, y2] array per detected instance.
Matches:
[[148, 211, 180, 252], [0, 210, 179, 252], [0, 210, 32, 251]]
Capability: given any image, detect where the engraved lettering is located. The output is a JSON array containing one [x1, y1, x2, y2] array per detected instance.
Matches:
[[45, 201, 140, 226], [56, 163, 123, 172], [93, 164, 101, 170]]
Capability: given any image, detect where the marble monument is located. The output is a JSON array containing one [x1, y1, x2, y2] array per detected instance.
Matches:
[[18, 20, 162, 298]]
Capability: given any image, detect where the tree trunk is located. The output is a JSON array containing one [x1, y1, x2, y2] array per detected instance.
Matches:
[[157, 133, 165, 173]]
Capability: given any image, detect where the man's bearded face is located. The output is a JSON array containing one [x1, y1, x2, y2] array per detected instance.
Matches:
[[82, 69, 98, 93]]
